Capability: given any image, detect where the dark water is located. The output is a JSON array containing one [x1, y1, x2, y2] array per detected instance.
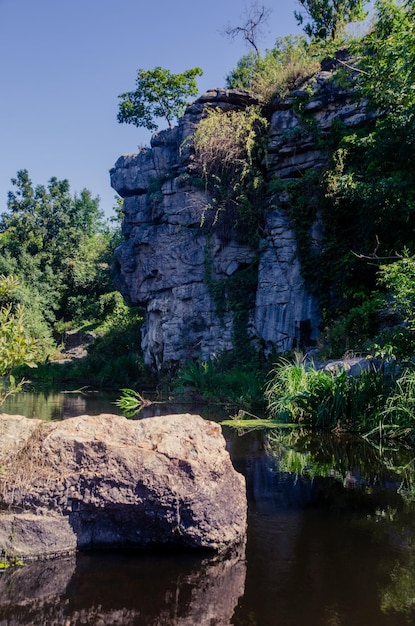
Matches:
[[1, 393, 415, 625]]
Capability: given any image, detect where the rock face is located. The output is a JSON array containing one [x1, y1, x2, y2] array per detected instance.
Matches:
[[0, 413, 246, 560], [111, 65, 373, 366]]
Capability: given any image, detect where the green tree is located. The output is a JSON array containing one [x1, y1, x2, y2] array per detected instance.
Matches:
[[378, 252, 415, 330], [117, 66, 203, 132], [0, 171, 110, 349], [294, 0, 368, 40], [283, 0, 415, 327], [357, 0, 415, 123], [0, 274, 38, 376]]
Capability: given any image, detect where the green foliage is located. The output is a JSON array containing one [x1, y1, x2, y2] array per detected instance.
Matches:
[[115, 388, 164, 417], [265, 354, 390, 430], [58, 297, 150, 388], [174, 358, 264, 408], [378, 367, 415, 437], [226, 50, 259, 90], [226, 36, 320, 103], [320, 295, 384, 357], [117, 66, 203, 131], [0, 303, 38, 375], [294, 0, 368, 40], [0, 375, 27, 408], [191, 105, 268, 239], [274, 1, 415, 331], [356, 0, 415, 124], [0, 274, 39, 376], [115, 388, 147, 414], [204, 249, 259, 361], [378, 253, 415, 329], [0, 170, 117, 358]]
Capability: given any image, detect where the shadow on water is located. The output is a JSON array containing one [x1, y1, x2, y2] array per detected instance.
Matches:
[[2, 394, 415, 624]]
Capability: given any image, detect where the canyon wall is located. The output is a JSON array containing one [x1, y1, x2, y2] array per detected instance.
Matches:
[[111, 61, 370, 369]]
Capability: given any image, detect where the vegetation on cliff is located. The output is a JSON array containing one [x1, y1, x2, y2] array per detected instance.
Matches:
[[1, 0, 415, 438], [172, 0, 415, 437], [221, 0, 415, 361]]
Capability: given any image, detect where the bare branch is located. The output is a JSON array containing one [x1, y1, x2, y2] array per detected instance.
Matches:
[[223, 2, 272, 57], [351, 236, 404, 264]]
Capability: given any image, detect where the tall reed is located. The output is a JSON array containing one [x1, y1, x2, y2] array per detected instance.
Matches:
[[265, 355, 390, 431]]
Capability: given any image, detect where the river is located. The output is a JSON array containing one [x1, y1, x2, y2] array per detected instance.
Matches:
[[1, 390, 414, 625]]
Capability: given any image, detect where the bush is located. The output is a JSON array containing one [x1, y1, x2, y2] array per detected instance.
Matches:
[[226, 36, 320, 103], [174, 357, 264, 408]]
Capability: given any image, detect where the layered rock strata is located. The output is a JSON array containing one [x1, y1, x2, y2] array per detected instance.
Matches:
[[111, 64, 372, 366]]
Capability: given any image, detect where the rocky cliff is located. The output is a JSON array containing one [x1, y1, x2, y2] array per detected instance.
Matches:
[[111, 61, 370, 369]]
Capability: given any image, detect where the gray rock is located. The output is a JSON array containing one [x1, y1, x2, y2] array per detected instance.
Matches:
[[111, 74, 373, 367], [0, 413, 247, 560]]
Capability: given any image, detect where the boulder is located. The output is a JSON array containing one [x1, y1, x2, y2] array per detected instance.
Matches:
[[0, 413, 247, 560]]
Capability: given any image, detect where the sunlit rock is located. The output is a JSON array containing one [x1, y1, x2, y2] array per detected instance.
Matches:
[[111, 64, 372, 368], [0, 413, 247, 560]]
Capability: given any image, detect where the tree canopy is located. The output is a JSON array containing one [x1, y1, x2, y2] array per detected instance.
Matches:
[[0, 170, 114, 355], [294, 0, 368, 40], [117, 66, 203, 132]]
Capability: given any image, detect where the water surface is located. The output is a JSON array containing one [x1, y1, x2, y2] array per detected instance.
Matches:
[[1, 392, 414, 625]]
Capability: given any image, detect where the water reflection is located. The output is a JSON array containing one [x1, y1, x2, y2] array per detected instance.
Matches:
[[0, 389, 124, 421], [2, 396, 415, 624], [228, 428, 415, 625], [0, 389, 228, 422], [0, 547, 246, 625]]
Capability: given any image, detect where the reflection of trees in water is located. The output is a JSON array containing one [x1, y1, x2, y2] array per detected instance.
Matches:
[[265, 429, 415, 494], [229, 427, 415, 624], [0, 391, 122, 420], [1, 391, 66, 420]]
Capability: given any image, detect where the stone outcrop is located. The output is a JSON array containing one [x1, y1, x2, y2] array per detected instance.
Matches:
[[111, 63, 373, 366], [0, 413, 246, 560]]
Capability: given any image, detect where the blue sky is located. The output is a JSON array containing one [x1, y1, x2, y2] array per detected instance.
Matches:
[[0, 1, 322, 218]]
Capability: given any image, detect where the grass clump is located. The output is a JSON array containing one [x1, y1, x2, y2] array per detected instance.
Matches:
[[265, 353, 390, 431]]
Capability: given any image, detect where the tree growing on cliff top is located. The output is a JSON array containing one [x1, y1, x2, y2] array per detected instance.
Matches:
[[117, 66, 203, 132], [294, 0, 368, 40]]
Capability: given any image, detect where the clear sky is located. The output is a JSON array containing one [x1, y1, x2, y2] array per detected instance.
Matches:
[[0, 1, 306, 218]]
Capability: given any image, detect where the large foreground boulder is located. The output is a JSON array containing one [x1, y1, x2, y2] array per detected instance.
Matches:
[[0, 413, 246, 560]]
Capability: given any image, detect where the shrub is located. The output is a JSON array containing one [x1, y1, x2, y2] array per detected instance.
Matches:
[[226, 36, 320, 103], [174, 357, 264, 408], [190, 104, 268, 241]]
